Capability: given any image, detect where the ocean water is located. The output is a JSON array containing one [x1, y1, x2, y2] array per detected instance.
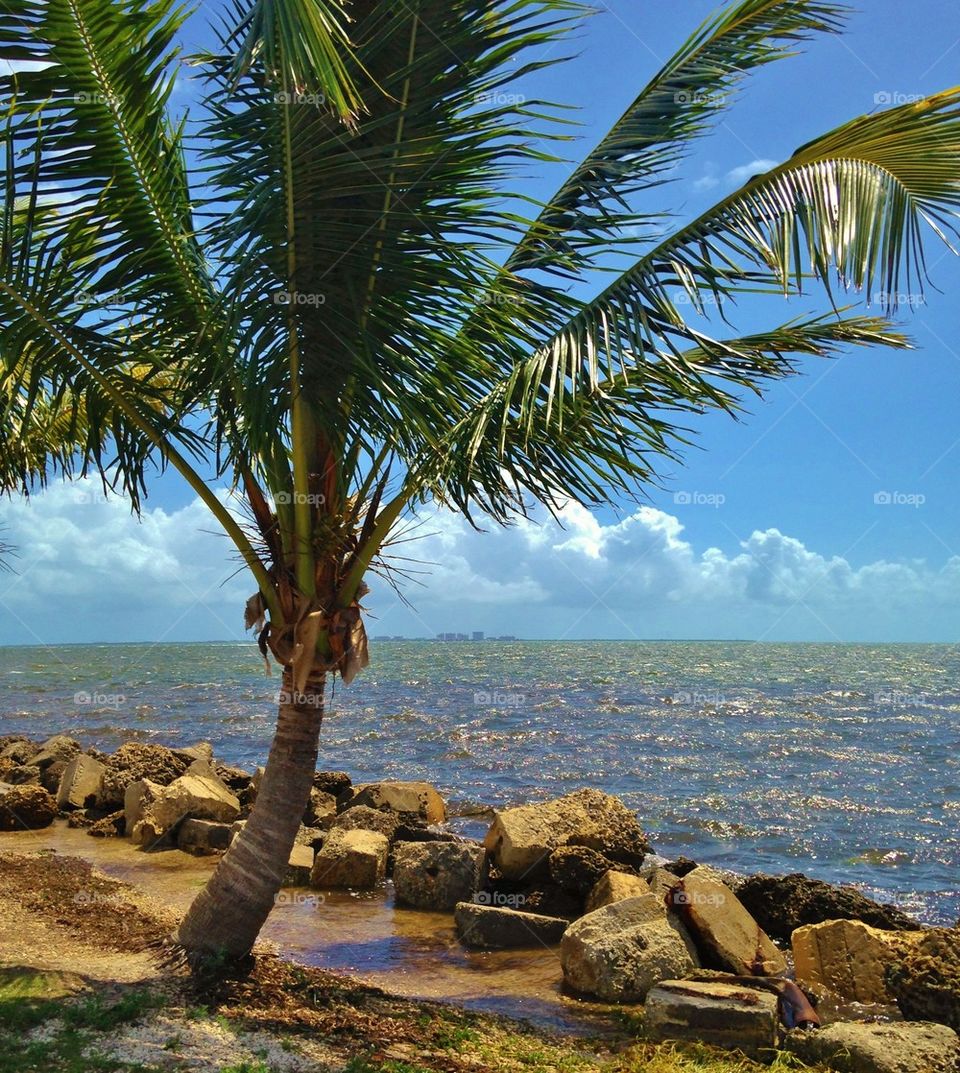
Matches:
[[1, 640, 958, 925]]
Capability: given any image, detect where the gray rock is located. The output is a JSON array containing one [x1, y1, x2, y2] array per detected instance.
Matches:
[[454, 901, 567, 949], [784, 1020, 960, 1073], [645, 979, 779, 1056], [560, 894, 698, 1002], [393, 841, 487, 910]]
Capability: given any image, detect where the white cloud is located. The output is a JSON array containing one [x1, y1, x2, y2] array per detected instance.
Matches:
[[2, 480, 959, 643], [726, 158, 779, 185]]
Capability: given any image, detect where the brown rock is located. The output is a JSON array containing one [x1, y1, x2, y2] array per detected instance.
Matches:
[[670, 867, 786, 976], [0, 784, 57, 830]]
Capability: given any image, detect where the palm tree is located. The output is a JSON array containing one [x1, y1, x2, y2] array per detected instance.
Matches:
[[1, 0, 958, 961]]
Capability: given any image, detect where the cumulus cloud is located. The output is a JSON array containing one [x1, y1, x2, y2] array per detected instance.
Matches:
[[1, 480, 958, 644], [726, 158, 779, 184]]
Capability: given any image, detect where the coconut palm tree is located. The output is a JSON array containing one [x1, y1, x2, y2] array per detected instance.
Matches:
[[1, 0, 959, 961]]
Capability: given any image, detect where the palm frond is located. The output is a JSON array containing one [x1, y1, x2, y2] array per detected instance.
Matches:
[[420, 313, 912, 522], [507, 0, 849, 274]]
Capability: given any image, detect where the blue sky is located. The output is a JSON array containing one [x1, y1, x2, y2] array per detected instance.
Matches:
[[3, 0, 960, 645]]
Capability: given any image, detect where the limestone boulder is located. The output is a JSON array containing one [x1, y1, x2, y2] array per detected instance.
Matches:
[[484, 789, 651, 881], [176, 818, 234, 855], [329, 804, 400, 842], [56, 755, 106, 810], [455, 902, 567, 949], [585, 870, 650, 913], [560, 894, 698, 1002], [130, 772, 239, 846], [888, 926, 960, 1031], [393, 841, 486, 910], [793, 918, 926, 1004], [88, 810, 124, 837], [548, 845, 613, 897], [285, 843, 316, 886], [172, 743, 214, 765], [310, 829, 388, 889], [670, 867, 785, 976], [314, 771, 352, 799], [645, 980, 779, 1056], [737, 872, 918, 943], [4, 765, 40, 785], [0, 740, 36, 765], [0, 784, 57, 830], [96, 743, 189, 808], [784, 1021, 959, 1073], [31, 735, 81, 770], [347, 781, 446, 825], [303, 788, 337, 828]]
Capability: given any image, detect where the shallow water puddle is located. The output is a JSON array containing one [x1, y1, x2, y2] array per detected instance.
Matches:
[[1, 823, 615, 1033]]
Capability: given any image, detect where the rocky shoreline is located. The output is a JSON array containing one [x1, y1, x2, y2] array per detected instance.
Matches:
[[1, 733, 959, 1073]]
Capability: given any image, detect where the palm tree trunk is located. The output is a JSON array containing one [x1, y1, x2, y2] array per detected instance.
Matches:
[[176, 667, 325, 960]]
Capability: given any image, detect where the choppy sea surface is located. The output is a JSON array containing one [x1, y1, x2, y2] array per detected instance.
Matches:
[[1, 641, 957, 925]]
